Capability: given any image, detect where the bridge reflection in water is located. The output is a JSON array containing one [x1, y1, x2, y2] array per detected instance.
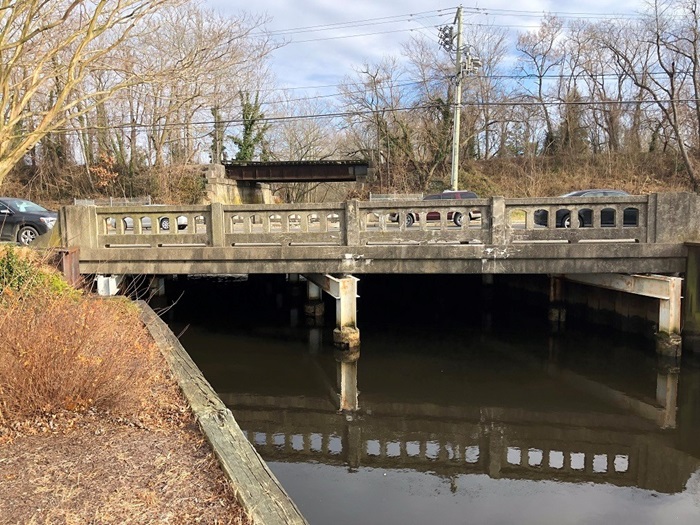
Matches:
[[223, 385, 695, 497], [170, 275, 700, 523]]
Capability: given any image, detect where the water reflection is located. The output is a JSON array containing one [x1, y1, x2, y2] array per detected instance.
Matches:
[[167, 275, 700, 524]]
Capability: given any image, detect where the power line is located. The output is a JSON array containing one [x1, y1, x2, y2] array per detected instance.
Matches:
[[42, 96, 698, 135]]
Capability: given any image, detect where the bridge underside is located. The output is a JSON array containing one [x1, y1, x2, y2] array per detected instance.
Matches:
[[77, 243, 687, 275]]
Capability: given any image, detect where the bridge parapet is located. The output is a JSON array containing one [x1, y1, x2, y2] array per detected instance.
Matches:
[[62, 194, 684, 249], [58, 192, 699, 275]]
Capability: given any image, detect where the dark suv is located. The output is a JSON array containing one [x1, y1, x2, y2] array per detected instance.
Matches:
[[0, 197, 58, 245], [405, 190, 479, 227]]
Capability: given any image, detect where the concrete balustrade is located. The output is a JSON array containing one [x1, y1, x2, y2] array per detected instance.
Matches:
[[64, 192, 700, 251], [59, 192, 698, 276]]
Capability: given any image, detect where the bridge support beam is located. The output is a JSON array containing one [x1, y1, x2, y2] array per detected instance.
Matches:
[[95, 274, 122, 296], [303, 274, 360, 349], [565, 274, 682, 356]]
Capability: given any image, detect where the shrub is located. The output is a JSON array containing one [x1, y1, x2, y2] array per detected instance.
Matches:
[[0, 245, 78, 298], [0, 275, 160, 422]]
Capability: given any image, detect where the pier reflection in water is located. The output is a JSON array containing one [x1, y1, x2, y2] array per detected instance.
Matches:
[[166, 275, 700, 525]]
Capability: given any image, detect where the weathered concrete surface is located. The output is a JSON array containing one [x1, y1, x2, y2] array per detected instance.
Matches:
[[59, 192, 698, 276], [73, 243, 688, 275], [203, 164, 272, 205]]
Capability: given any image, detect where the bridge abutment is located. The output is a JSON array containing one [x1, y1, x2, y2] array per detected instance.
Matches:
[[683, 243, 700, 354]]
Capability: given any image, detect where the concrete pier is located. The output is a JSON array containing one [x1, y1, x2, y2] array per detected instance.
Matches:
[[548, 276, 566, 332], [303, 274, 360, 349]]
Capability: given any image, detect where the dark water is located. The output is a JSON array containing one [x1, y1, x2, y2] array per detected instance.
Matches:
[[164, 275, 700, 525]]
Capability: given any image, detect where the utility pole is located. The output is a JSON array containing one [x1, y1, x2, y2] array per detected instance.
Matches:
[[450, 6, 463, 191]]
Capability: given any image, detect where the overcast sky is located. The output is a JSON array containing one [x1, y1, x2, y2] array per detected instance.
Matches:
[[204, 1, 651, 95]]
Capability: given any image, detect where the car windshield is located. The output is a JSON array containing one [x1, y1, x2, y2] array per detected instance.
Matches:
[[3, 198, 48, 213]]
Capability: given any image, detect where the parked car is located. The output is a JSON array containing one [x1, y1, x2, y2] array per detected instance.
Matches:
[[533, 189, 637, 228], [0, 197, 58, 245], [401, 190, 480, 227], [122, 214, 187, 231]]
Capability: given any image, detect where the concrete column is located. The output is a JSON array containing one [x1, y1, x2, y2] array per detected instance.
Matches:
[[656, 360, 679, 429], [304, 280, 325, 324], [343, 419, 362, 470], [61, 205, 98, 249], [149, 276, 166, 297], [307, 327, 323, 355], [303, 273, 360, 349], [487, 425, 504, 479], [209, 202, 225, 247], [490, 196, 506, 245], [657, 277, 682, 356], [96, 274, 121, 296], [334, 276, 360, 348], [344, 200, 361, 247], [482, 274, 494, 332], [335, 347, 360, 411], [548, 275, 566, 332]]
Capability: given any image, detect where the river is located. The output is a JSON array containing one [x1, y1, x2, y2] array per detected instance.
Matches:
[[163, 274, 700, 525]]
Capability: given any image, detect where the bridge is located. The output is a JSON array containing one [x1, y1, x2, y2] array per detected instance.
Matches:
[[60, 192, 697, 276], [58, 191, 700, 363]]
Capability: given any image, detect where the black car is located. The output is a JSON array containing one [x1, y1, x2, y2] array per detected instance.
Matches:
[[404, 190, 480, 227], [533, 189, 637, 228], [0, 197, 58, 245]]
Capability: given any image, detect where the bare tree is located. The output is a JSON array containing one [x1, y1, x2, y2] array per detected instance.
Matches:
[[515, 14, 565, 154], [601, 0, 700, 189], [0, 0, 177, 188]]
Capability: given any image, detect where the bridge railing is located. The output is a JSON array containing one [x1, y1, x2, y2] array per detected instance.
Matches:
[[60, 192, 698, 249]]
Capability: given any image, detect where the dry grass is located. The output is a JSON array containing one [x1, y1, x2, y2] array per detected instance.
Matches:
[[0, 247, 251, 524], [462, 151, 692, 198], [0, 293, 158, 421]]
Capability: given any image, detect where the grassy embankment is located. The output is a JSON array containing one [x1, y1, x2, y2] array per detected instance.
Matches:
[[0, 246, 249, 524]]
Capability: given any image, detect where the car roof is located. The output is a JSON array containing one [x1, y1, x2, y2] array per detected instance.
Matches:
[[559, 189, 629, 197]]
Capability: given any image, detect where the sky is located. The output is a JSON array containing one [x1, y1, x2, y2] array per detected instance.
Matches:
[[204, 0, 652, 97]]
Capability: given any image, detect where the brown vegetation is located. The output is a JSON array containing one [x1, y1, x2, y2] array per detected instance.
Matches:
[[0, 247, 250, 524]]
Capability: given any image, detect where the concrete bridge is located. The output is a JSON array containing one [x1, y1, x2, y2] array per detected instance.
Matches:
[[221, 392, 699, 495], [58, 191, 700, 363], [60, 192, 697, 276]]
